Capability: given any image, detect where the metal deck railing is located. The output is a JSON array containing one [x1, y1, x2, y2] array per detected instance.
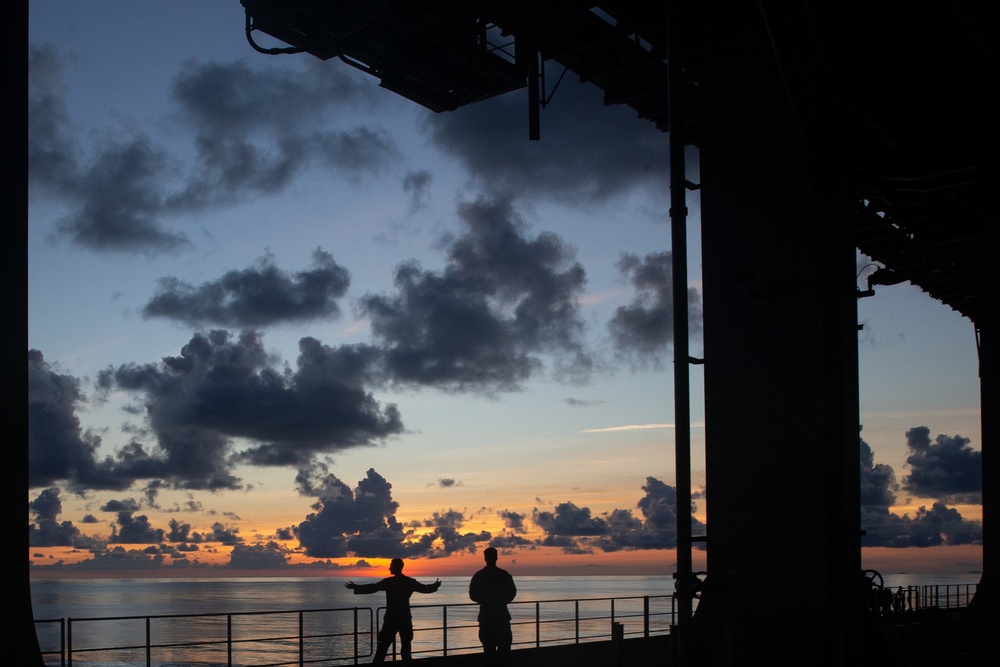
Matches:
[[33, 594, 674, 667], [32, 584, 977, 666]]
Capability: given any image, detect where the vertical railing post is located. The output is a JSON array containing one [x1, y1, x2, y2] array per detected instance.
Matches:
[[146, 617, 151, 667], [353, 608, 359, 665], [67, 619, 73, 667], [299, 611, 305, 666], [575, 601, 580, 644], [227, 614, 233, 667], [644, 596, 650, 638], [443, 605, 448, 657], [535, 602, 540, 648], [611, 598, 616, 625]]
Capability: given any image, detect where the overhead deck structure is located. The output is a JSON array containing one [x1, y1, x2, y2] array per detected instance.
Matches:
[[240, 1, 998, 663]]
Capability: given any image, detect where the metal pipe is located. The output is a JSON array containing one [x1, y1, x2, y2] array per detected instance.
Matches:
[[667, 0, 694, 632]]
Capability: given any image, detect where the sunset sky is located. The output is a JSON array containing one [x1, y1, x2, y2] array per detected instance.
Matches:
[[28, 1, 983, 579]]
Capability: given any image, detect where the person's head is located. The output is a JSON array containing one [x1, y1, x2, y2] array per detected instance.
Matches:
[[389, 558, 404, 574], [483, 547, 498, 565]]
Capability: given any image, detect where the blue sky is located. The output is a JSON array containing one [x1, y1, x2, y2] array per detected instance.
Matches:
[[28, 1, 982, 576]]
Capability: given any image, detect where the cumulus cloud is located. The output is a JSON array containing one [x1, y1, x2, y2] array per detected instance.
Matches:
[[29, 49, 398, 254], [30, 333, 400, 493], [228, 541, 290, 569], [499, 510, 527, 532], [902, 426, 982, 502], [532, 477, 706, 554], [862, 503, 982, 548], [167, 58, 398, 209], [609, 252, 703, 365], [28, 350, 126, 491], [293, 466, 489, 559], [143, 249, 351, 327], [360, 193, 591, 392], [100, 498, 143, 513], [860, 437, 897, 508], [860, 432, 981, 547], [98, 330, 401, 486], [167, 518, 204, 544], [109, 512, 166, 544], [424, 76, 668, 202], [28, 487, 99, 549], [293, 466, 404, 558]]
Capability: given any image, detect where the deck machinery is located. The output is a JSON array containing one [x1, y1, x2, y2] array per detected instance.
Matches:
[[240, 1, 998, 663]]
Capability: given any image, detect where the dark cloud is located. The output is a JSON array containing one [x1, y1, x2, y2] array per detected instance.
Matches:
[[861, 502, 982, 548], [489, 534, 535, 551], [531, 478, 706, 554], [28, 487, 62, 521], [360, 193, 591, 392], [28, 488, 98, 549], [424, 76, 668, 202], [100, 330, 401, 485], [167, 59, 398, 209], [293, 466, 488, 559], [100, 498, 143, 513], [417, 510, 490, 558], [609, 252, 702, 366], [53, 135, 192, 253], [228, 542, 291, 569], [142, 249, 351, 327], [109, 512, 166, 544], [403, 169, 432, 212], [204, 522, 245, 546], [29, 49, 399, 254], [293, 466, 406, 558], [860, 437, 897, 508], [533, 502, 609, 537], [167, 518, 204, 544], [859, 433, 981, 547], [66, 547, 169, 571], [499, 510, 526, 532], [31, 330, 397, 493], [28, 45, 80, 191], [28, 350, 124, 491], [902, 426, 982, 502]]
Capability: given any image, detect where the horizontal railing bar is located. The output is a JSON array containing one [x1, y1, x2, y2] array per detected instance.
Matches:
[[67, 604, 365, 623]]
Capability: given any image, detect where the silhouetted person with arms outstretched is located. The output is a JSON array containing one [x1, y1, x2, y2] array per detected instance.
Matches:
[[469, 547, 517, 666], [346, 558, 441, 663]]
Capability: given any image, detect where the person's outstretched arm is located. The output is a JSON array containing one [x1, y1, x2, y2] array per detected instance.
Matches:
[[346, 580, 382, 595], [416, 578, 442, 594]]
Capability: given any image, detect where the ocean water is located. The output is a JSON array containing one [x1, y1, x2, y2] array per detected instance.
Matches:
[[29, 573, 977, 666]]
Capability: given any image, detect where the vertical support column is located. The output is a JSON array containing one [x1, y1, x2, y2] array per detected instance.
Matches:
[[667, 0, 694, 634], [694, 2, 858, 664], [969, 165, 999, 651]]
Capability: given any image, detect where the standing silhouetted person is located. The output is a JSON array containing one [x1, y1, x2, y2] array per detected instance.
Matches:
[[469, 547, 517, 666], [346, 558, 441, 663]]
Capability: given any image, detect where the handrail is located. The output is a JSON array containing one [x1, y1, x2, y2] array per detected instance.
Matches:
[[34, 594, 674, 666], [33, 585, 977, 665], [374, 594, 676, 660], [36, 605, 374, 667]]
